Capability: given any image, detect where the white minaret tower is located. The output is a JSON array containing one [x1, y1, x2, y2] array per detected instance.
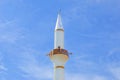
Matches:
[[48, 11, 69, 80]]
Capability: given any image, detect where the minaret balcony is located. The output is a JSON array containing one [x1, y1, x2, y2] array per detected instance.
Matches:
[[48, 48, 69, 57]]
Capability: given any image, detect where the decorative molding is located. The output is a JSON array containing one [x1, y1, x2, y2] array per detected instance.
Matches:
[[55, 66, 64, 69], [55, 29, 64, 32]]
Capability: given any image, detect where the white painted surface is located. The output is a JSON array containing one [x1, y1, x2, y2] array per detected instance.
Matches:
[[54, 30, 64, 49], [50, 54, 68, 80], [54, 67, 64, 80], [54, 11, 64, 49], [50, 54, 68, 66]]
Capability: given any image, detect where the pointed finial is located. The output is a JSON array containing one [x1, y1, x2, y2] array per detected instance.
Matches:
[[55, 9, 63, 30]]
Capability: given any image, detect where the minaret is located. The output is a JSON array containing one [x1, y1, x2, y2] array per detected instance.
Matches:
[[48, 11, 69, 80]]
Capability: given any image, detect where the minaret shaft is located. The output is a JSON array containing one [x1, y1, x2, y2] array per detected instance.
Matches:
[[54, 29, 64, 49], [54, 68, 64, 80]]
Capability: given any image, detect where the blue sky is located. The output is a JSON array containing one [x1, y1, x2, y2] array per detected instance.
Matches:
[[0, 0, 120, 80]]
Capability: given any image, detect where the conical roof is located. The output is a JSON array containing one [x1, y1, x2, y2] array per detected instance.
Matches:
[[55, 11, 63, 30]]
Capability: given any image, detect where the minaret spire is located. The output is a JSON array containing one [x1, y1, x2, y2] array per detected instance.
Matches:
[[55, 10, 63, 30]]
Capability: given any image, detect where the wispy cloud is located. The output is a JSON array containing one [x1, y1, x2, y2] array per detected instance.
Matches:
[[108, 48, 120, 56], [107, 48, 120, 79], [109, 66, 120, 80], [0, 53, 7, 80], [66, 73, 108, 80], [18, 49, 52, 80], [0, 20, 24, 43], [0, 65, 7, 72], [0, 53, 7, 72], [106, 48, 120, 65]]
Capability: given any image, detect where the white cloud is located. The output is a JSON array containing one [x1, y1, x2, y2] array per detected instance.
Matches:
[[0, 65, 7, 72], [66, 73, 108, 80], [93, 75, 107, 80], [106, 48, 120, 65], [108, 48, 120, 56], [0, 20, 24, 43], [18, 49, 52, 80], [0, 53, 7, 72], [109, 67, 120, 80], [20, 64, 52, 79], [0, 53, 7, 80]]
